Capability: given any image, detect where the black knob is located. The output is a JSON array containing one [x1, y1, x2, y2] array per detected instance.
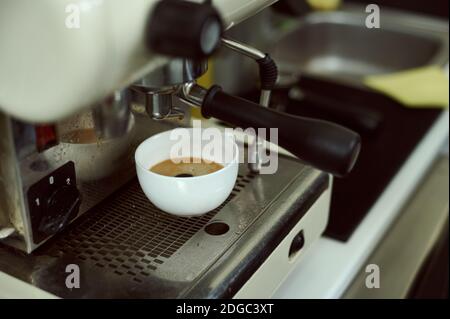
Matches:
[[39, 185, 81, 235], [146, 0, 223, 59]]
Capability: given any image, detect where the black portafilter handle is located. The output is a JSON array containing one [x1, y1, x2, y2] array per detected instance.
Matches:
[[201, 86, 361, 177]]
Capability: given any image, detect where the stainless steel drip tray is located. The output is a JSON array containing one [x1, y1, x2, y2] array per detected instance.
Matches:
[[0, 156, 328, 298]]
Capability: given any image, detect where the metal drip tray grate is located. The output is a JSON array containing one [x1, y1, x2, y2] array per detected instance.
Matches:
[[51, 174, 254, 284], [0, 157, 327, 298]]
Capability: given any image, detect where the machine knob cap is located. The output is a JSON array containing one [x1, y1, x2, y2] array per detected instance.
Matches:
[[146, 0, 223, 59], [38, 185, 81, 235]]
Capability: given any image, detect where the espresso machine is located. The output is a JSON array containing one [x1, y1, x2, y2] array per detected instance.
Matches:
[[0, 0, 360, 298]]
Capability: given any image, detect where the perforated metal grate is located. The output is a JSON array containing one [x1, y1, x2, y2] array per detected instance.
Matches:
[[52, 174, 254, 283]]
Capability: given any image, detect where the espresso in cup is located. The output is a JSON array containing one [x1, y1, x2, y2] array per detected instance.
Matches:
[[150, 157, 223, 178], [135, 128, 239, 216]]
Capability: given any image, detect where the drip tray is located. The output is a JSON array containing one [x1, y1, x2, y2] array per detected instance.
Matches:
[[54, 177, 247, 284], [0, 156, 328, 298]]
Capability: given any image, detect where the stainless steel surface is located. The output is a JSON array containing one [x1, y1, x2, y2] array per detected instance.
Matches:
[[221, 37, 266, 60], [259, 89, 272, 107], [185, 164, 328, 298], [92, 89, 132, 139], [0, 156, 329, 298], [133, 59, 208, 89], [248, 90, 272, 173], [0, 114, 28, 251], [131, 37, 276, 123], [0, 26, 280, 254], [0, 112, 176, 252], [254, 89, 272, 174], [248, 139, 264, 173], [138, 86, 184, 120], [179, 82, 207, 109], [56, 115, 136, 182], [270, 5, 449, 87], [131, 59, 207, 120], [220, 38, 276, 174], [214, 9, 278, 95], [343, 156, 449, 298], [0, 228, 15, 239]]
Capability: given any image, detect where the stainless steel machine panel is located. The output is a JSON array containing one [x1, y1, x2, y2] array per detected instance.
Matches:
[[0, 156, 329, 298]]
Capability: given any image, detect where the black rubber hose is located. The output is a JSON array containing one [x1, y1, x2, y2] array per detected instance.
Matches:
[[256, 54, 278, 90]]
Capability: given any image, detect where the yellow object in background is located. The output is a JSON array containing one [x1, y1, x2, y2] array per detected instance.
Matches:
[[364, 66, 449, 108], [191, 59, 215, 119], [307, 0, 342, 11]]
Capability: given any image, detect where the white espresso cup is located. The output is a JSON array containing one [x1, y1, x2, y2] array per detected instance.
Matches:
[[135, 128, 239, 216]]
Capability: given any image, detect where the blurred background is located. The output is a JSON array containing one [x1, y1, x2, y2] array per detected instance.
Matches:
[[202, 0, 449, 299]]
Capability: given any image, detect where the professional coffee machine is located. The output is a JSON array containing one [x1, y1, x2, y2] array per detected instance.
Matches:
[[0, 0, 360, 298]]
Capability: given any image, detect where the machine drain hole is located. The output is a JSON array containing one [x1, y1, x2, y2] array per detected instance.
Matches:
[[204, 221, 229, 236], [289, 230, 305, 260]]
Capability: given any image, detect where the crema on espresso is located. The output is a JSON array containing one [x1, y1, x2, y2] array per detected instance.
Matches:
[[150, 157, 223, 178]]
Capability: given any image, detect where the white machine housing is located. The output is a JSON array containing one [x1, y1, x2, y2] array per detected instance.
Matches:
[[0, 0, 276, 123]]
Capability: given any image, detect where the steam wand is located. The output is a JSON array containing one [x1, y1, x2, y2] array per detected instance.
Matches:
[[219, 38, 278, 173]]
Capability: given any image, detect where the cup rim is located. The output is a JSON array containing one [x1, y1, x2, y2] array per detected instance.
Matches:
[[135, 128, 239, 181]]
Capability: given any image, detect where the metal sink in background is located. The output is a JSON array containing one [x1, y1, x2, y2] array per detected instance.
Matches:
[[271, 5, 449, 87]]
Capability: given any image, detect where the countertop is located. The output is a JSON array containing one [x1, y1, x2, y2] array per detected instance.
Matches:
[[272, 109, 449, 298]]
